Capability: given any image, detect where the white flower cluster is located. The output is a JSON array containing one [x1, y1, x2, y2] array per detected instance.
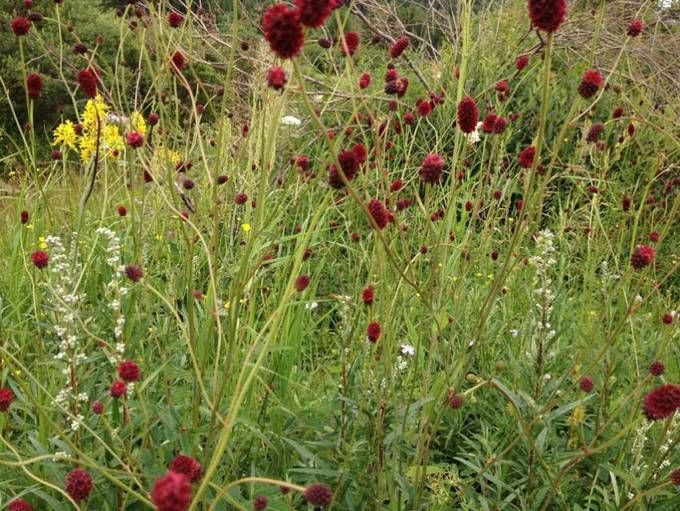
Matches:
[[96, 227, 127, 364], [528, 230, 558, 349]]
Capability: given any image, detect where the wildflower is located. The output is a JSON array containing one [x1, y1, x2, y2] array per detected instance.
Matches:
[[643, 384, 680, 420], [295, 0, 333, 28], [303, 483, 333, 507], [649, 361, 665, 376], [419, 153, 445, 184], [318, 37, 332, 49], [262, 4, 304, 59], [151, 471, 192, 511], [579, 376, 594, 392], [400, 344, 415, 356], [662, 313, 674, 325], [671, 468, 680, 486], [91, 400, 104, 414], [148, 112, 159, 126], [367, 321, 381, 343], [169, 454, 202, 483], [124, 264, 144, 282], [359, 72, 371, 89], [627, 19, 644, 37], [518, 146, 536, 168], [31, 250, 49, 268], [65, 469, 93, 502], [482, 114, 497, 134], [266, 66, 287, 91], [457, 96, 479, 134], [390, 36, 410, 58], [493, 116, 507, 134], [10, 17, 31, 36], [234, 192, 248, 205], [241, 223, 251, 233], [130, 111, 148, 136], [527, 0, 567, 33], [417, 100, 432, 117], [110, 380, 127, 398], [578, 69, 604, 99], [8, 499, 33, 511], [171, 51, 186, 72], [117, 205, 127, 217], [26, 73, 43, 100], [20, 210, 29, 224], [586, 123, 604, 143], [448, 390, 464, 409], [362, 286, 374, 305], [340, 32, 359, 56], [118, 360, 140, 382], [76, 68, 98, 98], [516, 54, 529, 70], [253, 495, 268, 511], [168, 11, 184, 28], [0, 387, 15, 412], [281, 115, 301, 126], [367, 199, 389, 230], [126, 131, 145, 148], [295, 274, 311, 292], [631, 245, 655, 269]]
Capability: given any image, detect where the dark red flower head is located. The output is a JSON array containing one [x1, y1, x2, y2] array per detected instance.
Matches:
[[31, 250, 49, 269], [643, 384, 680, 421], [527, 0, 567, 33], [359, 72, 371, 89], [362, 286, 374, 305], [118, 360, 140, 382], [295, 0, 333, 28], [649, 361, 665, 376], [482, 114, 497, 134], [126, 131, 145, 148], [0, 387, 15, 412], [169, 454, 202, 483], [26, 73, 43, 100], [516, 54, 529, 70], [20, 210, 29, 224], [367, 321, 381, 343], [151, 471, 192, 511], [91, 400, 104, 414], [631, 245, 655, 269], [579, 376, 594, 392], [493, 116, 507, 134], [294, 274, 311, 292], [389, 36, 410, 58], [168, 11, 184, 28], [578, 69, 604, 99], [76, 68, 98, 98], [367, 199, 389, 230], [586, 123, 604, 143], [419, 154, 445, 184], [518, 146, 536, 169], [627, 19, 644, 37], [125, 264, 144, 282], [262, 4, 304, 59], [448, 390, 464, 409], [266, 66, 287, 91], [672, 468, 680, 486], [303, 483, 333, 507], [457, 96, 479, 134], [8, 499, 33, 511], [65, 469, 93, 502], [110, 380, 127, 398], [10, 17, 31, 36], [340, 31, 359, 56]]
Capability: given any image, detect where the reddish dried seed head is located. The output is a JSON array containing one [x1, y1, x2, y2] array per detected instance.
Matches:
[[419, 154, 445, 184], [0, 387, 15, 412], [518, 146, 536, 169], [151, 471, 192, 511], [266, 66, 287, 91], [65, 469, 93, 502], [118, 360, 141, 382], [643, 384, 680, 420], [389, 36, 410, 58], [262, 4, 304, 59], [31, 250, 49, 269], [303, 483, 333, 507], [630, 245, 655, 269], [295, 0, 333, 28], [169, 454, 202, 483], [457, 96, 479, 134], [367, 321, 381, 343], [527, 0, 567, 33], [578, 69, 604, 98], [125, 264, 144, 282], [294, 274, 311, 292], [627, 19, 644, 37]]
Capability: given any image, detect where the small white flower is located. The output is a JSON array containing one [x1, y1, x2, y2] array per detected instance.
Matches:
[[281, 115, 302, 126], [305, 302, 318, 310], [400, 344, 416, 356]]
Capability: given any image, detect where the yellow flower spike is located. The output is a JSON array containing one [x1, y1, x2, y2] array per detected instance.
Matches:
[[52, 120, 77, 149], [38, 236, 47, 249], [241, 223, 251, 233], [223, 301, 231, 310]]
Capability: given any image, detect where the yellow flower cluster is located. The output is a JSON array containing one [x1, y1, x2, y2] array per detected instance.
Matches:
[[52, 96, 148, 164]]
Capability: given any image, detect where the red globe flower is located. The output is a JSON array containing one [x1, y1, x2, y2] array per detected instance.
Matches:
[[262, 4, 304, 59], [118, 360, 141, 382], [518, 146, 536, 169], [125, 264, 144, 282], [578, 69, 604, 99], [20, 210, 29, 224], [419, 154, 445, 184], [76, 68, 98, 98], [295, 0, 333, 28], [126, 131, 145, 148], [627, 19, 644, 37], [168, 11, 184, 28], [643, 384, 680, 421], [117, 205, 127, 217], [630, 245, 655, 269], [26, 73, 43, 100], [10, 17, 31, 36], [151, 471, 192, 511], [417, 99, 433, 117], [358, 72, 371, 89], [294, 274, 311, 292], [649, 361, 665, 376], [579, 376, 594, 392], [169, 454, 202, 483], [586, 123, 604, 143], [8, 499, 33, 511], [367, 321, 381, 343], [0, 387, 15, 412], [253, 495, 268, 511], [31, 250, 49, 269], [266, 66, 287, 91], [448, 390, 464, 409], [91, 400, 104, 414], [457, 96, 479, 134], [516, 54, 529, 70], [389, 36, 410, 58], [65, 469, 93, 502], [110, 380, 127, 398], [493, 116, 507, 134], [527, 0, 567, 33], [340, 31, 359, 56], [671, 468, 680, 486], [303, 483, 333, 507], [362, 286, 375, 305], [662, 313, 674, 325], [482, 114, 497, 134], [171, 51, 186, 72], [367, 199, 389, 230]]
